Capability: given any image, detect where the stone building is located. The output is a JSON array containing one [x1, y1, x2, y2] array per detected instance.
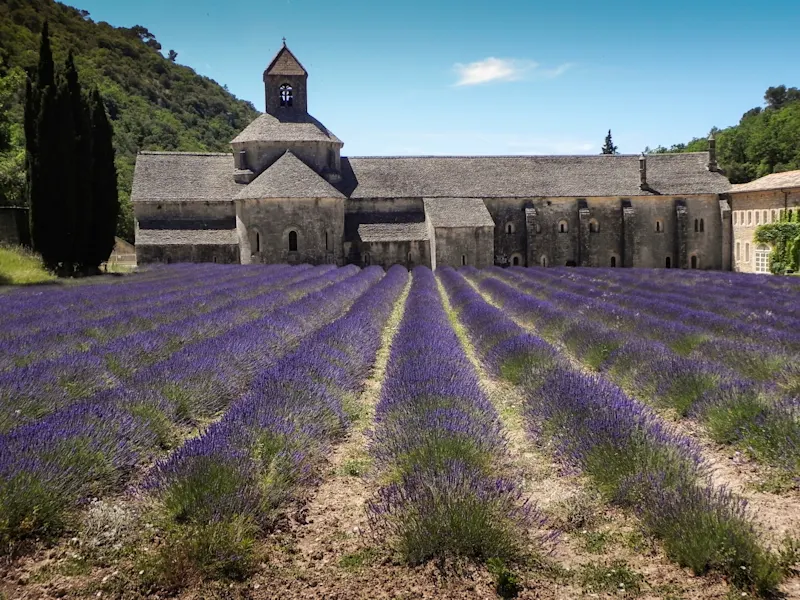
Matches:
[[727, 171, 800, 273], [132, 42, 738, 270]]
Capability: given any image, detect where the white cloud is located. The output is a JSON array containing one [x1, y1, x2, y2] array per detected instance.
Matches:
[[453, 57, 573, 86]]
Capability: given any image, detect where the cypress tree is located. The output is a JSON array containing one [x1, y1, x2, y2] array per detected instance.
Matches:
[[26, 21, 61, 270], [87, 88, 119, 269], [63, 51, 94, 272], [601, 130, 618, 155], [54, 72, 77, 274]]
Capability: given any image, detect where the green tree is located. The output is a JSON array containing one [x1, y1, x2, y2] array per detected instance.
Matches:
[[754, 210, 800, 274], [601, 130, 618, 155], [87, 87, 119, 270]]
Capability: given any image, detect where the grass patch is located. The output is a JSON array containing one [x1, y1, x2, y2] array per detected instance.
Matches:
[[339, 547, 379, 571], [579, 559, 644, 596], [0, 244, 56, 285]]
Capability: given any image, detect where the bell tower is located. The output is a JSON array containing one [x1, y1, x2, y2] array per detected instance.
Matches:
[[263, 40, 308, 119]]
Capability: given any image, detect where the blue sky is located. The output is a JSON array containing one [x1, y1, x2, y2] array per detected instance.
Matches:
[[73, 0, 800, 156]]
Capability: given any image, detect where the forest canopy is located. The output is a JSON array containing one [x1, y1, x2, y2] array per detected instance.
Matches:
[[647, 86, 800, 184], [0, 0, 258, 241]]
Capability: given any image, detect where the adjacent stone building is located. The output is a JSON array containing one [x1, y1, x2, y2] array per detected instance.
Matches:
[[727, 171, 800, 273], [132, 42, 740, 270]]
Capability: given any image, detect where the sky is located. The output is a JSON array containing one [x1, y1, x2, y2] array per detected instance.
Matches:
[[72, 0, 800, 157]]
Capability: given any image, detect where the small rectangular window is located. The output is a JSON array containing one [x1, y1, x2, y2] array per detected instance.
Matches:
[[736, 242, 740, 261], [733, 212, 738, 226], [747, 211, 753, 225]]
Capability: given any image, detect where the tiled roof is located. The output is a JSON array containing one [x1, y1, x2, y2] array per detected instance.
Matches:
[[136, 229, 239, 246], [423, 198, 495, 228], [235, 151, 345, 199], [131, 153, 243, 202], [265, 45, 307, 76], [729, 170, 800, 193], [341, 153, 731, 199], [231, 113, 342, 144], [358, 222, 429, 242]]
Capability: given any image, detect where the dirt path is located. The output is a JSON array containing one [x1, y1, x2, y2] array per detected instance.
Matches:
[[437, 277, 731, 599]]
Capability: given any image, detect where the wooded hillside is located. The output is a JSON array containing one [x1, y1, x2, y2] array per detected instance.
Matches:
[[648, 86, 800, 184], [0, 0, 259, 241]]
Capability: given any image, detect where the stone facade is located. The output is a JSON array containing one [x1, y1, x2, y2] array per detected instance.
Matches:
[[131, 42, 772, 272], [728, 184, 800, 273]]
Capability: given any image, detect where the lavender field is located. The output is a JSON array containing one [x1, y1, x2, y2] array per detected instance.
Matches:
[[1, 264, 799, 599]]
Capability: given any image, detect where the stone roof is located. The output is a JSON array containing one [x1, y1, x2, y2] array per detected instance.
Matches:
[[729, 170, 800, 193], [341, 153, 730, 199], [131, 152, 243, 202], [423, 198, 495, 228], [358, 222, 429, 242], [231, 113, 342, 144], [265, 45, 307, 76], [235, 151, 345, 200], [136, 229, 239, 246]]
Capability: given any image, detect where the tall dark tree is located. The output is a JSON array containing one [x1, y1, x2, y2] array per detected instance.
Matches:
[[601, 129, 618, 155], [64, 51, 94, 270], [26, 21, 62, 270], [25, 25, 119, 274], [87, 88, 119, 270]]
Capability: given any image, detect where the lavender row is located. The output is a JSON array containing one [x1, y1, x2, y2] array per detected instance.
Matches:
[[515, 266, 800, 336], [504, 267, 798, 380], [0, 265, 372, 548], [443, 267, 782, 595], [481, 269, 800, 476], [367, 267, 538, 564], [0, 264, 304, 369], [142, 266, 407, 577], [0, 263, 244, 329], [0, 265, 343, 432]]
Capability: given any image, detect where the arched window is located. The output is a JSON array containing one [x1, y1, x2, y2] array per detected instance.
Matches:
[[505, 222, 514, 234], [407, 252, 413, 264], [747, 211, 753, 225], [655, 220, 663, 233], [699, 218, 705, 233], [755, 244, 770, 273], [610, 256, 617, 267], [665, 256, 671, 269], [736, 242, 741, 261], [540, 255, 548, 267], [763, 210, 768, 224], [255, 232, 260, 254], [745, 242, 750, 262], [733, 212, 738, 226], [461, 254, 467, 266], [694, 218, 699, 232], [755, 211, 760, 225], [280, 84, 293, 107], [535, 223, 542, 234], [691, 255, 698, 269], [325, 231, 329, 251], [288, 230, 298, 252], [510, 253, 522, 266], [558, 220, 569, 233], [213, 256, 217, 263], [363, 252, 370, 266], [771, 209, 777, 223], [589, 219, 600, 233]]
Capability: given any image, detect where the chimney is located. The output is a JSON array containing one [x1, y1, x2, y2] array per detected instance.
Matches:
[[238, 150, 248, 171], [639, 153, 647, 190], [707, 132, 718, 171]]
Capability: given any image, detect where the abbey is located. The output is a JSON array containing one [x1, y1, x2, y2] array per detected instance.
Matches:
[[131, 43, 795, 271]]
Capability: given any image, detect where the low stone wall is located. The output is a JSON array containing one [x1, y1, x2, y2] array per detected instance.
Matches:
[[0, 207, 30, 246], [136, 244, 240, 264]]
